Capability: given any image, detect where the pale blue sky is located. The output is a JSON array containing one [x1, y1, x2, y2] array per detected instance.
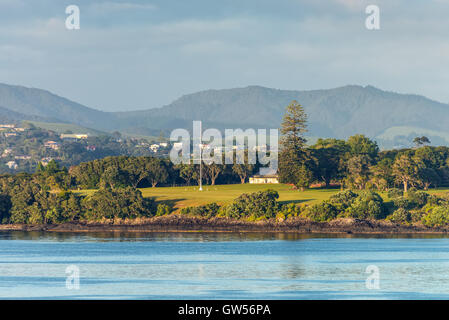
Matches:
[[0, 0, 448, 111]]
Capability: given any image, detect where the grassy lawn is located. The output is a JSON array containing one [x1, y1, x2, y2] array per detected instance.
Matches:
[[139, 184, 341, 209], [76, 184, 449, 211]]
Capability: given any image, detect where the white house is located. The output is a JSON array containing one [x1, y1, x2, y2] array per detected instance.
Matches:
[[44, 141, 60, 150], [249, 168, 279, 184], [1, 148, 12, 158], [6, 161, 18, 169], [150, 144, 160, 152]]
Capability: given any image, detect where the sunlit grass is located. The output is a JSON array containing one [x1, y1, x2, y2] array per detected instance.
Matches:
[[139, 184, 340, 209], [75, 184, 449, 211]]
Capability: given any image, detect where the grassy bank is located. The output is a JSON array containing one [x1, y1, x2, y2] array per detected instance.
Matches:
[[75, 184, 449, 211], [78, 184, 341, 210]]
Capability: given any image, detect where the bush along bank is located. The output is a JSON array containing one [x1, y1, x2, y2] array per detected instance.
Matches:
[[4, 178, 449, 230], [179, 189, 449, 229]]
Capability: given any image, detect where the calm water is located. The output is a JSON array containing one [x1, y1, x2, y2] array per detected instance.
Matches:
[[1, 231, 449, 299]]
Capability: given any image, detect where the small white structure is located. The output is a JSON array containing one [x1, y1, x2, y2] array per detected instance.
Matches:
[[4, 132, 17, 137], [6, 161, 18, 169], [1, 148, 12, 158], [150, 144, 160, 152], [44, 141, 60, 150], [249, 174, 279, 184], [60, 133, 88, 140], [249, 168, 279, 184], [15, 155, 31, 160]]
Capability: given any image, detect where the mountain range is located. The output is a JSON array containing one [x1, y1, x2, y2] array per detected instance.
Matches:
[[1, 82, 448, 149]]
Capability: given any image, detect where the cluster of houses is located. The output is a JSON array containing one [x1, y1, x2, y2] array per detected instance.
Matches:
[[0, 124, 27, 138], [149, 142, 168, 152], [0, 125, 279, 182], [1, 123, 92, 171]]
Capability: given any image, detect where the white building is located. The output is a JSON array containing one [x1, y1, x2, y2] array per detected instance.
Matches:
[[6, 161, 18, 169], [44, 141, 60, 150], [60, 133, 88, 140], [1, 148, 12, 158], [150, 144, 160, 152]]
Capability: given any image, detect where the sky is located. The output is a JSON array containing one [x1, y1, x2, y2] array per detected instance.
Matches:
[[0, 0, 448, 111]]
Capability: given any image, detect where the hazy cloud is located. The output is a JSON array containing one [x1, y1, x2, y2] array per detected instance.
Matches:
[[0, 0, 448, 110]]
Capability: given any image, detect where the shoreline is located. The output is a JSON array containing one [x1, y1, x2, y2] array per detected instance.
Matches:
[[0, 215, 448, 234]]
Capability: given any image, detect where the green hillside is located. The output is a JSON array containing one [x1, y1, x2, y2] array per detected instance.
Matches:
[[23, 121, 108, 136], [2, 83, 449, 148]]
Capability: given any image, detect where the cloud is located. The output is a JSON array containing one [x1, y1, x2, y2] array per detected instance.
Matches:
[[0, 0, 24, 7], [0, 0, 448, 109]]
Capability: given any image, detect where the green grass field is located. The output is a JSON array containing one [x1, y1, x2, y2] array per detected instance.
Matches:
[[139, 184, 341, 209], [77, 184, 449, 211]]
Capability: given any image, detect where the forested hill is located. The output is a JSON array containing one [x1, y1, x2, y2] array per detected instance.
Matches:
[[115, 85, 449, 147], [1, 83, 449, 148]]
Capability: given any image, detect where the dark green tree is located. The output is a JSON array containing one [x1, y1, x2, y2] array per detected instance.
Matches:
[[279, 100, 308, 184]]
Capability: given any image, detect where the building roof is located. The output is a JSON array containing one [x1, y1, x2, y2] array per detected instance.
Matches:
[[250, 174, 279, 179]]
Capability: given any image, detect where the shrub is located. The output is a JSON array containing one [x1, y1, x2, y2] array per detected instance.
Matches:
[[386, 208, 411, 224], [410, 210, 425, 223], [278, 203, 302, 219], [422, 206, 449, 227], [303, 202, 338, 222], [387, 188, 403, 199], [0, 194, 11, 224], [156, 203, 172, 216], [224, 190, 279, 220], [28, 204, 44, 224], [393, 197, 412, 209], [426, 194, 442, 206], [346, 191, 386, 219], [82, 187, 153, 221], [406, 191, 429, 208], [180, 203, 220, 218], [328, 190, 358, 211]]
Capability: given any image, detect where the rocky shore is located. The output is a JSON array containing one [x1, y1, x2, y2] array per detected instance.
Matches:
[[0, 215, 448, 234]]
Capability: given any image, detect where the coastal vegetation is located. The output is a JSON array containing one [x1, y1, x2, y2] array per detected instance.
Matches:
[[3, 99, 449, 229]]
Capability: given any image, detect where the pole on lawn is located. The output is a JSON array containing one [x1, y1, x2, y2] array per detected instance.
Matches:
[[199, 121, 203, 191]]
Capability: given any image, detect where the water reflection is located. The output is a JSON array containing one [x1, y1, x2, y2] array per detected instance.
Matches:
[[2, 231, 449, 299], [1, 230, 449, 242]]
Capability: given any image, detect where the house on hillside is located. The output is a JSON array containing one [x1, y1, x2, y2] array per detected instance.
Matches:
[[44, 141, 60, 150], [60, 133, 88, 140], [6, 161, 18, 169], [1, 148, 12, 158], [150, 144, 160, 152], [4, 132, 17, 137], [0, 124, 15, 129], [15, 155, 31, 160]]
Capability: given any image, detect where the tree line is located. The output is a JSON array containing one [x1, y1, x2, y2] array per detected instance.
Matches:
[[278, 100, 449, 192]]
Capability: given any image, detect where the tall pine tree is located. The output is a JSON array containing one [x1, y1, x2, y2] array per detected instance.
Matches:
[[278, 100, 311, 186]]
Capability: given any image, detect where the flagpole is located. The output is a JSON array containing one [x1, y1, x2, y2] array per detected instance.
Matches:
[[199, 121, 203, 191]]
